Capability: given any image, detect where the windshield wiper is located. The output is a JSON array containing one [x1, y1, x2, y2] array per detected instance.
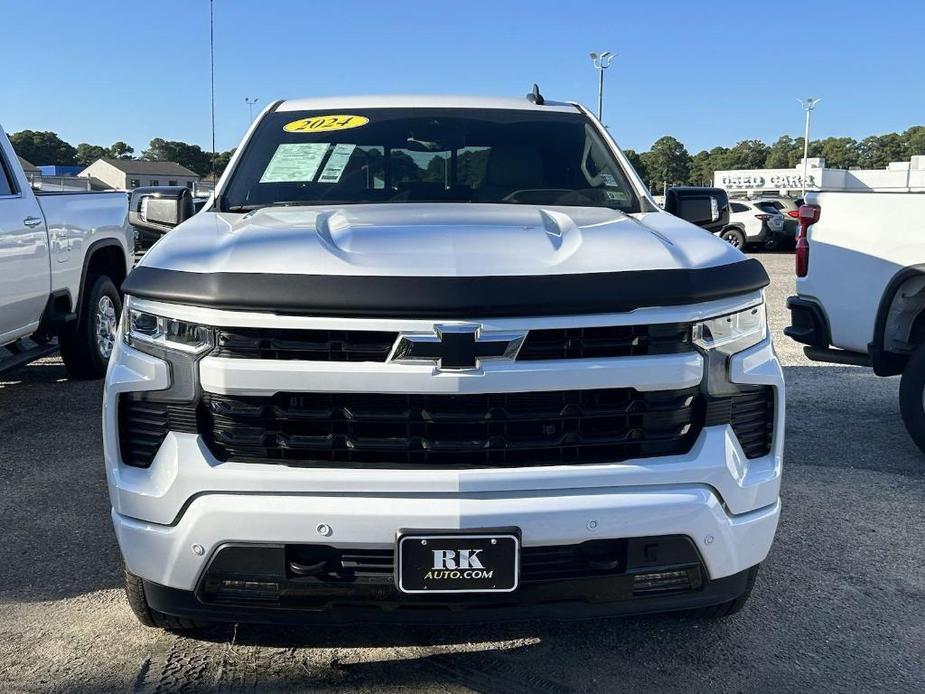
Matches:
[[226, 201, 317, 213], [227, 200, 374, 213]]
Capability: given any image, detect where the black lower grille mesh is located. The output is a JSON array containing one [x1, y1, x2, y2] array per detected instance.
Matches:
[[118, 395, 198, 467], [200, 388, 703, 468], [705, 386, 775, 459], [200, 536, 703, 594]]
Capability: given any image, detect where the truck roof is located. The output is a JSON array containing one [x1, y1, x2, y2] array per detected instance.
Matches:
[[277, 94, 580, 113]]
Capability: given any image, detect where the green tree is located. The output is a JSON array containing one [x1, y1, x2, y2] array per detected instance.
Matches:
[[422, 154, 449, 183], [857, 133, 905, 168], [212, 149, 236, 178], [641, 136, 690, 193], [686, 147, 735, 185], [816, 137, 859, 169], [75, 143, 110, 167], [10, 130, 77, 166], [142, 138, 212, 176], [765, 136, 801, 168], [726, 139, 770, 170], [902, 126, 925, 157], [108, 141, 134, 159], [687, 150, 712, 186], [457, 148, 489, 187], [621, 148, 648, 183]]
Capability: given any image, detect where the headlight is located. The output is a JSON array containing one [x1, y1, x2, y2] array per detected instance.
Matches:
[[693, 301, 768, 394], [120, 297, 213, 402], [693, 302, 767, 356], [122, 298, 213, 354]]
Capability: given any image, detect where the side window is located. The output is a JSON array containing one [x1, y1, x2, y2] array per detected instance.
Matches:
[[129, 178, 140, 188], [149, 179, 160, 187], [0, 151, 18, 196], [168, 180, 178, 186], [186, 182, 194, 189], [730, 202, 749, 213]]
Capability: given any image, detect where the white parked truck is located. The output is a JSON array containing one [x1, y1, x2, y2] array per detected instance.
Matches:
[[0, 125, 132, 377], [106, 94, 784, 629], [786, 191, 925, 453]]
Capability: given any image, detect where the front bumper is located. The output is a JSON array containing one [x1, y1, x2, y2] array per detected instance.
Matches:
[[104, 299, 784, 619], [113, 486, 779, 593]]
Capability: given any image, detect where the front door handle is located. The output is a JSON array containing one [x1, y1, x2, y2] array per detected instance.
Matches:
[[23, 216, 43, 228]]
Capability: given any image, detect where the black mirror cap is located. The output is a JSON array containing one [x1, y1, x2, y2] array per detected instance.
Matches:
[[665, 186, 729, 233], [128, 186, 196, 236]]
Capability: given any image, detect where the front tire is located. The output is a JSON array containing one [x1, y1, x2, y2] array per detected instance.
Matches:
[[899, 342, 925, 455], [123, 565, 211, 631], [720, 227, 747, 250], [59, 275, 121, 380]]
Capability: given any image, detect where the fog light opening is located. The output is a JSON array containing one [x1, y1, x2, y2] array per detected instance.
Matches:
[[632, 569, 693, 595]]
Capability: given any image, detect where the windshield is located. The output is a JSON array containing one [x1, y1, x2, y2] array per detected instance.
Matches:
[[220, 108, 640, 213]]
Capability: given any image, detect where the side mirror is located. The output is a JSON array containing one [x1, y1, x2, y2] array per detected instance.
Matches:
[[129, 186, 196, 235], [664, 186, 729, 233]]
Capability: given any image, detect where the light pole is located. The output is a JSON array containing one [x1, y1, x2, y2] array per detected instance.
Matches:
[[798, 97, 821, 197], [589, 51, 614, 121], [245, 97, 259, 123]]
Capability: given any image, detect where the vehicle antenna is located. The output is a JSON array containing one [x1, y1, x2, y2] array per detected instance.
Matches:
[[526, 84, 545, 105]]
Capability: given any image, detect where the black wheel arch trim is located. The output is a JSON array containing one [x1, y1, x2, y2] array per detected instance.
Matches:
[[76, 238, 129, 317], [869, 264, 925, 376], [121, 259, 770, 318]]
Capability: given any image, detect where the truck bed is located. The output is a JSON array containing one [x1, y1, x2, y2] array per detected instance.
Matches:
[[800, 191, 925, 353]]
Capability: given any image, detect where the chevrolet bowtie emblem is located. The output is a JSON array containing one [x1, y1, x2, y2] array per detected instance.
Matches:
[[391, 324, 527, 370]]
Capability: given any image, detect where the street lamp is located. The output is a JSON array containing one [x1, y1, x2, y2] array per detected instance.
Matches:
[[797, 97, 821, 197], [589, 51, 614, 121], [245, 97, 260, 123]]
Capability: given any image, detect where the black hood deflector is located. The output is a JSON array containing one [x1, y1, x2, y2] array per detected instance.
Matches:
[[123, 259, 769, 318]]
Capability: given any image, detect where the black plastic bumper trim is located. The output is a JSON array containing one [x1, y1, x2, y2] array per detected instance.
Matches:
[[142, 566, 755, 626], [785, 295, 831, 347], [122, 260, 770, 318]]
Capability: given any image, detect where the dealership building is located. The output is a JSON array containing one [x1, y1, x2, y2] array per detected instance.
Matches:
[[714, 155, 925, 197]]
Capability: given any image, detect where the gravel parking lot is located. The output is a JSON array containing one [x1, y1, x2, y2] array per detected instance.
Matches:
[[1, 253, 923, 693]]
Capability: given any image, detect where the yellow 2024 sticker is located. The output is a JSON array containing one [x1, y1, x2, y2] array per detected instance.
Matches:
[[283, 114, 369, 134]]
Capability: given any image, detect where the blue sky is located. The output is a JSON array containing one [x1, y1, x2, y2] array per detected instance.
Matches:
[[3, 0, 923, 155]]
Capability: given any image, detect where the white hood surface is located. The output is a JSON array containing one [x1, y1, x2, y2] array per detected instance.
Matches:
[[141, 203, 745, 278]]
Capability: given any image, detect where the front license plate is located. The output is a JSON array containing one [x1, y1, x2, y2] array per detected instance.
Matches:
[[397, 532, 520, 594]]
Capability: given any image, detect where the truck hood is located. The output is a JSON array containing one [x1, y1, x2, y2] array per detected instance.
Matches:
[[141, 203, 744, 277]]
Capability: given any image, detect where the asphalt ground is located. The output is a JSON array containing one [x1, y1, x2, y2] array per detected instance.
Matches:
[[0, 252, 923, 693]]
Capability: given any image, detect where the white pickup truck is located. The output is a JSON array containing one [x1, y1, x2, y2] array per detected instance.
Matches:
[[0, 124, 132, 377], [786, 191, 925, 453], [106, 94, 784, 630]]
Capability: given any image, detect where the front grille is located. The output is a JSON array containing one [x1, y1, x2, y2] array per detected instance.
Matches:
[[705, 386, 775, 459], [211, 323, 693, 362], [517, 323, 692, 360], [214, 328, 398, 362], [118, 395, 198, 467], [199, 387, 703, 468]]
